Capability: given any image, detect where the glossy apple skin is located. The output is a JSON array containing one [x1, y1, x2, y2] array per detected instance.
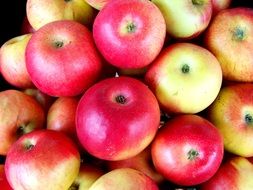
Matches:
[[207, 83, 253, 157], [85, 0, 111, 10], [69, 164, 104, 190], [211, 0, 231, 15], [25, 20, 102, 97], [89, 168, 159, 190], [0, 90, 45, 155], [204, 7, 253, 82], [106, 146, 165, 184], [93, 0, 166, 69], [26, 0, 95, 30], [151, 0, 212, 39], [0, 34, 34, 89], [47, 97, 80, 147], [200, 156, 253, 190], [5, 129, 80, 190], [151, 114, 224, 186], [145, 42, 222, 115], [0, 165, 12, 190], [76, 76, 160, 161]]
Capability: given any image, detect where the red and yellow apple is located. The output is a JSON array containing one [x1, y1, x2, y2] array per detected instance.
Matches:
[[145, 42, 222, 114]]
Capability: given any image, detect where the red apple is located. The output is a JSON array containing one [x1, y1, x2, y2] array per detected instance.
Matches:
[[151, 114, 224, 186], [25, 20, 102, 97], [0, 34, 34, 89], [0, 165, 12, 190], [145, 42, 222, 115], [89, 168, 159, 190], [151, 0, 212, 39], [26, 0, 95, 30], [207, 83, 253, 157], [204, 7, 253, 82], [0, 89, 45, 155], [106, 146, 165, 184], [93, 0, 166, 69], [5, 129, 80, 190], [76, 76, 160, 161], [47, 97, 80, 147], [69, 164, 104, 190], [211, 0, 231, 16], [200, 156, 253, 189]]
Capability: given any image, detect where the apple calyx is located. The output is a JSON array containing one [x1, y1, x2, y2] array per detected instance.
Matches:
[[192, 0, 204, 6], [16, 123, 34, 138], [245, 113, 253, 125], [68, 182, 79, 190], [126, 22, 136, 33], [115, 95, 127, 104], [187, 149, 199, 161], [23, 140, 35, 151], [181, 64, 190, 74], [53, 40, 65, 48], [232, 27, 246, 41]]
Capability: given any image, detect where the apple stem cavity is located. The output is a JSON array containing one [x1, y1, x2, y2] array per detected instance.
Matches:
[[245, 113, 253, 125], [187, 149, 199, 160], [16, 123, 34, 137], [23, 140, 35, 151], [232, 27, 246, 41], [68, 183, 79, 190], [181, 64, 190, 74], [53, 41, 64, 48], [192, 0, 204, 6], [115, 95, 127, 104]]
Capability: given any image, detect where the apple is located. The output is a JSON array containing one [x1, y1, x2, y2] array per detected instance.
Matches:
[[0, 89, 45, 155], [5, 129, 80, 190], [85, 0, 111, 10], [204, 7, 253, 82], [0, 34, 34, 89], [25, 20, 102, 97], [23, 88, 56, 114], [47, 97, 80, 147], [89, 168, 159, 190], [20, 15, 35, 34], [76, 76, 160, 161], [211, 0, 231, 16], [0, 165, 12, 190], [93, 0, 166, 69], [69, 164, 104, 190], [106, 146, 165, 184], [206, 83, 253, 157], [151, 0, 212, 39], [145, 42, 222, 115], [200, 156, 253, 189], [26, 0, 95, 30], [151, 114, 224, 186]]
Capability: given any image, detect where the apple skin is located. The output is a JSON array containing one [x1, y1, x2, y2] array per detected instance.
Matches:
[[5, 129, 80, 190], [145, 42, 222, 115], [151, 114, 224, 186], [76, 76, 160, 161], [106, 146, 165, 184], [69, 164, 104, 190], [0, 34, 34, 89], [0, 165, 12, 190], [20, 15, 35, 34], [85, 0, 111, 10], [26, 0, 95, 30], [25, 20, 102, 97], [211, 0, 231, 16], [47, 97, 80, 148], [206, 83, 253, 157], [151, 0, 212, 39], [93, 0, 166, 69], [200, 156, 253, 190], [0, 89, 45, 155], [89, 168, 159, 190], [204, 7, 253, 82]]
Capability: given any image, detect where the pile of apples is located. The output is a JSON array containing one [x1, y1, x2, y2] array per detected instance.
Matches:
[[1, 0, 253, 189]]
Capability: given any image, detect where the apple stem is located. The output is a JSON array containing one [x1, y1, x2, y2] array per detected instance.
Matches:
[[115, 95, 127, 104], [245, 113, 253, 125], [187, 149, 199, 160]]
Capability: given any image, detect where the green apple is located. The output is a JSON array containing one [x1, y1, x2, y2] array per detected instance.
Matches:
[[145, 42, 222, 114]]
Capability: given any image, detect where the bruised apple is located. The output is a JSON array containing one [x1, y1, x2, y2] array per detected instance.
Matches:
[[76, 76, 160, 161]]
